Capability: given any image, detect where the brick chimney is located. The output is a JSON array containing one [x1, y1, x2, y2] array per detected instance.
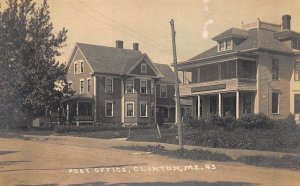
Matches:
[[133, 43, 139, 51], [282, 15, 291, 30], [115, 40, 123, 49]]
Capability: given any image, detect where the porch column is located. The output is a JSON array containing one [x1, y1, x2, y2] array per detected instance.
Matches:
[[218, 93, 222, 117], [236, 91, 240, 118], [197, 95, 201, 118], [76, 100, 79, 116], [66, 104, 69, 122]]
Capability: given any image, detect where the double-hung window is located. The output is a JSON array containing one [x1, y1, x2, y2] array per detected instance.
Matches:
[[295, 62, 300, 81], [105, 78, 113, 93], [140, 80, 147, 94], [272, 59, 279, 80], [126, 79, 134, 93], [295, 94, 300, 113], [80, 79, 84, 94], [126, 102, 134, 117], [105, 101, 113, 117], [87, 78, 91, 93], [160, 85, 167, 98], [140, 101, 147, 117], [141, 64, 147, 74], [74, 61, 84, 74], [272, 92, 279, 114]]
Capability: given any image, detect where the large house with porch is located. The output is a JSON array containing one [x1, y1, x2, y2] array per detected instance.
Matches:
[[65, 41, 188, 125], [178, 15, 300, 123]]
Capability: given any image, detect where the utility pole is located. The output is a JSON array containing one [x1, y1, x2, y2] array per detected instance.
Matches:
[[170, 19, 183, 149]]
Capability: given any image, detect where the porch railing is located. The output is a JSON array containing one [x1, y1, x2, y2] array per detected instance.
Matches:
[[73, 115, 94, 121]]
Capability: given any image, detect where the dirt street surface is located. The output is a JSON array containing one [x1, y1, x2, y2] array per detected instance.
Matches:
[[0, 134, 300, 186]]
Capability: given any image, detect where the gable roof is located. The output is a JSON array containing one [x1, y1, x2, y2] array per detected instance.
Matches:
[[184, 28, 293, 64], [67, 43, 163, 78], [154, 63, 175, 84]]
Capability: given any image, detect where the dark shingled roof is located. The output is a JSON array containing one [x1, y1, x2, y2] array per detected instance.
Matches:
[[212, 27, 249, 41], [186, 28, 293, 63], [154, 63, 175, 84], [76, 43, 144, 75]]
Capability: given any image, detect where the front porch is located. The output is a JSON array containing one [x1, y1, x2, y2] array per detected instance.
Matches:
[[192, 91, 256, 118], [65, 95, 94, 125]]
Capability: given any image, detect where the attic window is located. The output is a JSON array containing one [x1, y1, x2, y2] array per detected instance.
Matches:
[[74, 61, 84, 74], [141, 64, 147, 74], [218, 40, 232, 52]]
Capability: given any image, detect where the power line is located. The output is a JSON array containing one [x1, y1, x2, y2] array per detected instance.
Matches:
[[52, 0, 190, 60]]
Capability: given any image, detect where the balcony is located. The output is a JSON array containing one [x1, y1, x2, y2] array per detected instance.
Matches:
[[180, 78, 256, 96]]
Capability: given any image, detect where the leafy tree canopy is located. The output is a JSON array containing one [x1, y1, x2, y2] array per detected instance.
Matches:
[[0, 0, 73, 120]]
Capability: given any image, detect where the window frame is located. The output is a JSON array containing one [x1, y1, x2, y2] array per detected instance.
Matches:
[[126, 102, 134, 117], [74, 61, 84, 74], [140, 79, 147, 94], [140, 101, 148, 117], [271, 92, 280, 114], [87, 78, 91, 93], [105, 77, 113, 93], [272, 59, 279, 80], [160, 84, 167, 98], [80, 79, 85, 94], [294, 62, 300, 81], [125, 79, 134, 93], [105, 100, 113, 117], [141, 64, 147, 74], [294, 94, 300, 113]]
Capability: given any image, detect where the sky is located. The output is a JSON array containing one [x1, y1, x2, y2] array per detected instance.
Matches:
[[6, 0, 300, 65]]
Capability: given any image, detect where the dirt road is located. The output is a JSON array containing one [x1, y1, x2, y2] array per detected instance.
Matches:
[[0, 134, 299, 186]]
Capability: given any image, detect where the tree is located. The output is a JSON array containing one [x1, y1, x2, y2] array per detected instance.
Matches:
[[0, 0, 72, 128]]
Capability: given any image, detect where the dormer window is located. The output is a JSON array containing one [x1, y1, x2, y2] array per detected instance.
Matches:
[[141, 64, 147, 74], [218, 40, 232, 52]]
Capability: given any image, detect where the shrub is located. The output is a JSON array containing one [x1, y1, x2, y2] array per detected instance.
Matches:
[[237, 113, 274, 129]]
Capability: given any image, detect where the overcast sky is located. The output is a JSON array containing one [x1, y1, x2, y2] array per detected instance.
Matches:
[[33, 0, 300, 64]]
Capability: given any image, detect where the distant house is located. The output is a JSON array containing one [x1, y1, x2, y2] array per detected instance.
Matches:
[[177, 15, 300, 123], [66, 41, 189, 125]]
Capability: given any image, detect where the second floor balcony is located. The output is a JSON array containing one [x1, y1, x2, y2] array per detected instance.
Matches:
[[178, 59, 257, 96]]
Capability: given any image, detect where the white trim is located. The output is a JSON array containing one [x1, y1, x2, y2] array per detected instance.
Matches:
[[141, 63, 147, 74], [87, 78, 91, 93], [79, 79, 85, 94], [121, 79, 125, 123], [105, 100, 114, 117], [105, 77, 114, 93], [140, 101, 148, 117], [140, 79, 148, 94], [125, 79, 135, 93], [93, 76, 97, 122], [126, 102, 135, 117], [160, 84, 167, 98]]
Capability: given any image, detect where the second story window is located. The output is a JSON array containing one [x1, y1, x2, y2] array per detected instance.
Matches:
[[140, 80, 147, 94], [126, 79, 134, 93], [141, 64, 147, 74], [74, 61, 84, 74], [160, 85, 167, 98], [295, 62, 300, 81], [272, 59, 279, 80], [87, 78, 91, 92], [105, 78, 113, 93], [80, 79, 84, 94]]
